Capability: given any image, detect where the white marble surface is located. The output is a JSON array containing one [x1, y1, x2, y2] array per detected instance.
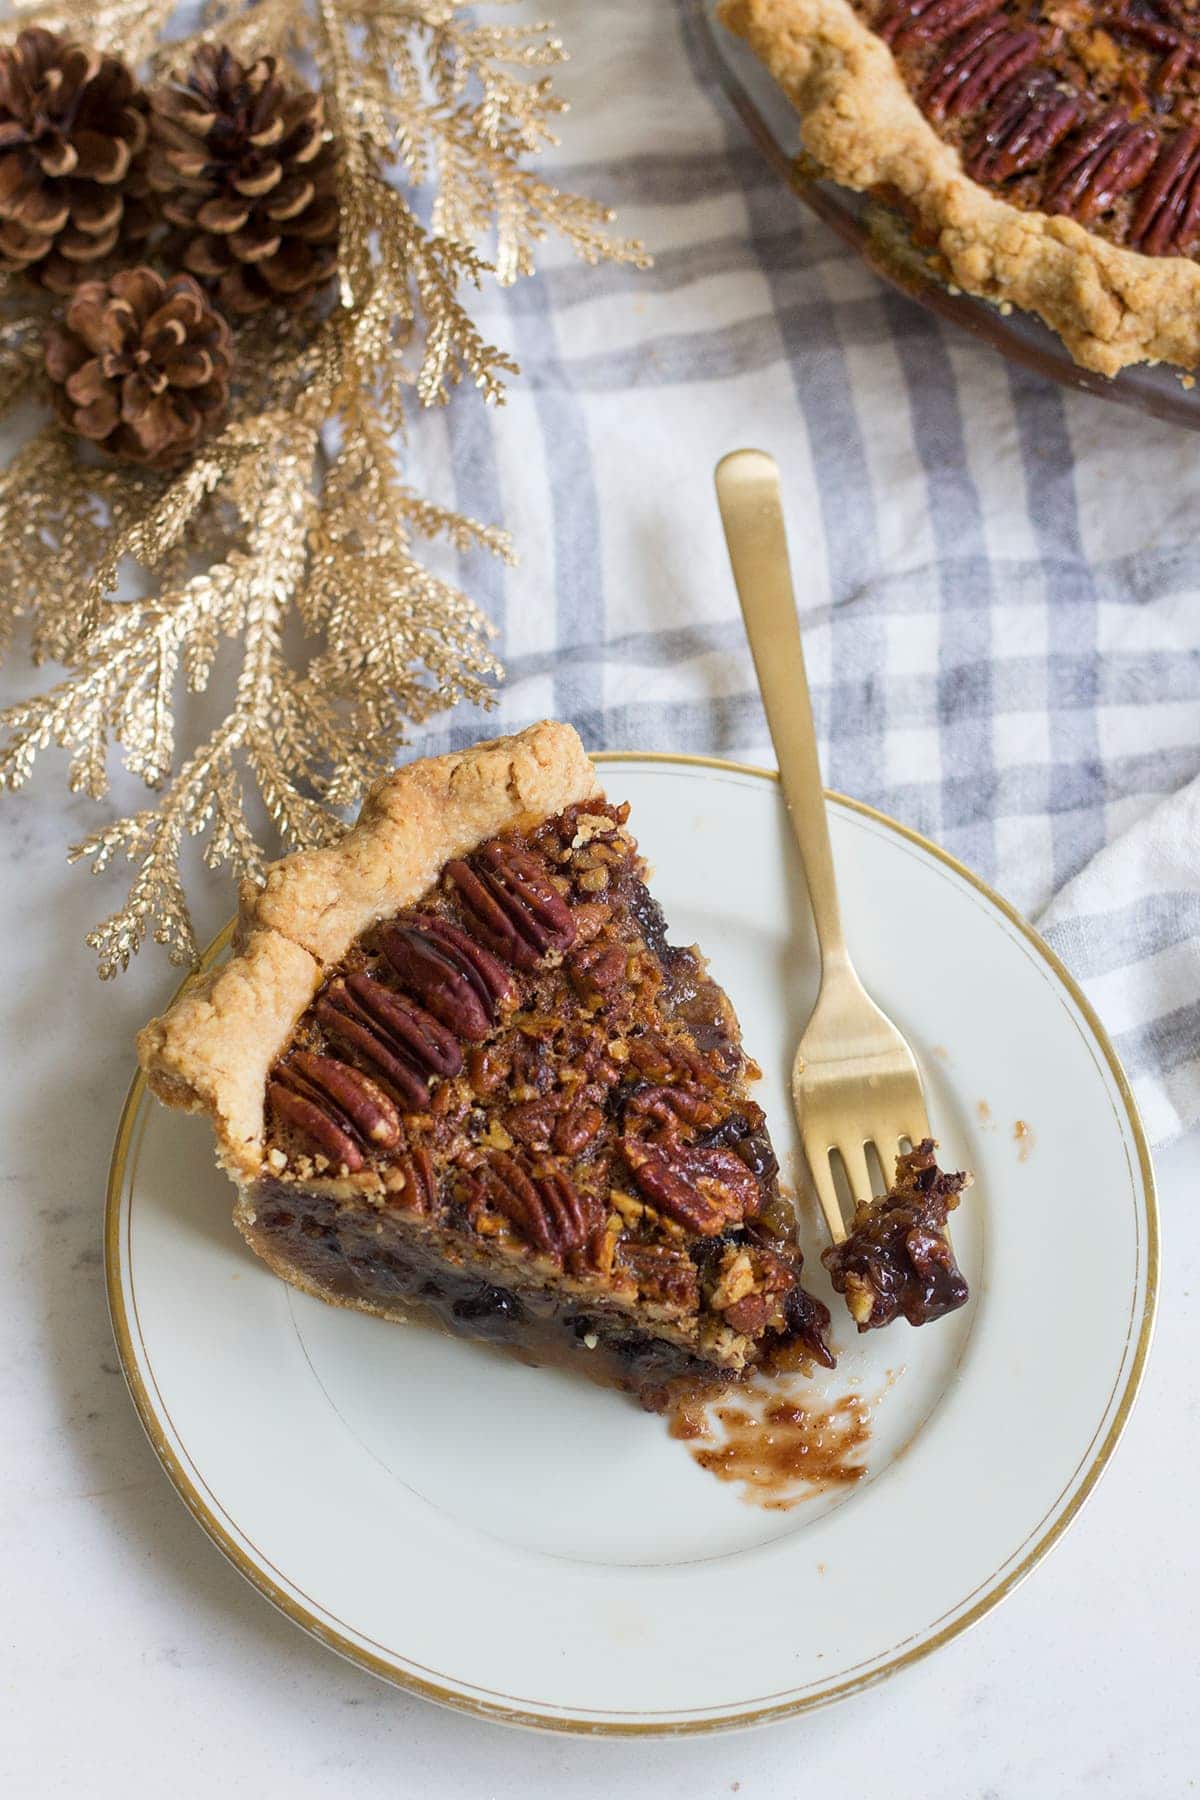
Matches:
[[0, 766, 1194, 1795]]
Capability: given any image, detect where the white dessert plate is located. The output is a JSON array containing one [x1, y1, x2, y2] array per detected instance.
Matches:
[[107, 754, 1157, 1734]]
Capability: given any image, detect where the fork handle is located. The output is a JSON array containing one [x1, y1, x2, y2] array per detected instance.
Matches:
[[714, 448, 847, 968]]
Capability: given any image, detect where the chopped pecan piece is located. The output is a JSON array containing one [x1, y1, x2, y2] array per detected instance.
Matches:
[[504, 1091, 562, 1149], [623, 1082, 725, 1136], [616, 1242, 700, 1310], [568, 899, 612, 946], [506, 1086, 607, 1155], [552, 1101, 604, 1156], [625, 1030, 718, 1088], [466, 1043, 507, 1098], [708, 1241, 802, 1340], [386, 1146, 436, 1212], [566, 939, 628, 1005], [708, 1246, 758, 1310], [446, 839, 577, 969], [722, 1291, 770, 1336]]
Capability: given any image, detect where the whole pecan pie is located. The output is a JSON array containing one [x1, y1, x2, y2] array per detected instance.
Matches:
[[722, 0, 1200, 373], [137, 722, 834, 1410]]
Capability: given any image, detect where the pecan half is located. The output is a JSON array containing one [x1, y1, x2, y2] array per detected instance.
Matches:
[[268, 1082, 362, 1170], [921, 18, 1039, 124], [620, 1139, 761, 1235], [881, 0, 1003, 49], [1043, 110, 1159, 223], [1099, 8, 1200, 98], [1131, 125, 1200, 254], [467, 1151, 599, 1260], [345, 972, 462, 1077], [417, 916, 515, 1011], [538, 1165, 598, 1255], [966, 73, 1079, 184], [446, 839, 576, 969], [381, 922, 497, 1040], [317, 980, 433, 1112], [268, 1052, 402, 1171], [288, 1051, 401, 1148], [710, 1242, 798, 1339]]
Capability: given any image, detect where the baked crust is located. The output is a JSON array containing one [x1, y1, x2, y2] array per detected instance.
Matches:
[[720, 0, 1200, 376], [136, 721, 599, 1180]]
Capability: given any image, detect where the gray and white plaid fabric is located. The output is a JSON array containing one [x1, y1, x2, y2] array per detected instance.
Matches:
[[411, 0, 1200, 1145]]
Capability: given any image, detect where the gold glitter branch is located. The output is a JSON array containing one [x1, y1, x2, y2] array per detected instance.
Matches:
[[0, 0, 646, 976]]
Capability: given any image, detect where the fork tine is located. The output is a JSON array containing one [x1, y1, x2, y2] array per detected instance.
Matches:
[[838, 1140, 875, 1211], [804, 1140, 846, 1244], [904, 1105, 932, 1149]]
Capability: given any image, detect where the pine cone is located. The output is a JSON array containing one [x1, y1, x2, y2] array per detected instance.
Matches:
[[45, 268, 233, 468], [0, 28, 152, 295], [147, 45, 338, 317]]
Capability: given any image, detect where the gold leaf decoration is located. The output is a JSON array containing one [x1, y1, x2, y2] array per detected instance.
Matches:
[[0, 0, 648, 976]]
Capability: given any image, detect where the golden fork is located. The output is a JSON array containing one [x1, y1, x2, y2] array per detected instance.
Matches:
[[714, 447, 931, 1244]]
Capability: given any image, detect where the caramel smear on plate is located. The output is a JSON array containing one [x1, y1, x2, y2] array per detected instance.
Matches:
[[668, 1379, 870, 1510], [1013, 1118, 1033, 1162]]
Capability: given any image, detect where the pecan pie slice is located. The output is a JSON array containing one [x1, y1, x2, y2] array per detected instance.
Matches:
[[138, 722, 834, 1410], [722, 0, 1200, 374]]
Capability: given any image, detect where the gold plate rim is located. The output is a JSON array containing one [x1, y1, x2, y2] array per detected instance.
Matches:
[[106, 751, 1159, 1735]]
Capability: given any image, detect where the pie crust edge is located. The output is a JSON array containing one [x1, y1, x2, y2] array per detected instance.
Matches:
[[135, 720, 600, 1180], [720, 0, 1200, 377]]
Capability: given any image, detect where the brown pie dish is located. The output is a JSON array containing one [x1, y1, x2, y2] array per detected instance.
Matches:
[[722, 0, 1200, 374], [137, 722, 838, 1410]]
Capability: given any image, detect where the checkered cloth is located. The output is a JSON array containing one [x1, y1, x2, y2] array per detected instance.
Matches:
[[412, 0, 1200, 1145]]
